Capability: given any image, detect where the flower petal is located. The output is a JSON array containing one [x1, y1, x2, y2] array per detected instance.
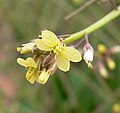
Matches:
[[56, 54, 70, 72], [26, 68, 36, 84], [26, 57, 37, 68], [35, 39, 53, 51], [20, 42, 35, 54], [17, 58, 29, 67], [41, 30, 60, 47], [27, 76, 35, 84], [83, 49, 93, 62], [62, 46, 82, 62], [38, 69, 50, 85]]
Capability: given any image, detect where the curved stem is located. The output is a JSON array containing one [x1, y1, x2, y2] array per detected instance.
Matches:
[[65, 6, 120, 44]]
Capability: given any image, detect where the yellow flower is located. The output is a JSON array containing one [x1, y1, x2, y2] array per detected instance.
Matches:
[[35, 30, 82, 72], [17, 57, 38, 84]]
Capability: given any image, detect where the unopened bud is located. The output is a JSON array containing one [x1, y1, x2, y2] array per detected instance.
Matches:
[[97, 44, 107, 54], [33, 55, 43, 70], [109, 45, 120, 54], [32, 47, 42, 54], [97, 61, 109, 78], [83, 43, 94, 68], [37, 62, 57, 85], [106, 57, 116, 70], [38, 68, 51, 85], [42, 54, 55, 68], [17, 42, 36, 54], [35, 54, 57, 85]]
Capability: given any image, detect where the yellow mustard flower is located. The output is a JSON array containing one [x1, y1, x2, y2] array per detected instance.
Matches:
[[17, 57, 38, 84], [35, 30, 82, 72]]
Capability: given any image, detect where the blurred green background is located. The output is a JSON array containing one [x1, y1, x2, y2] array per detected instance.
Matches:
[[0, 0, 120, 113]]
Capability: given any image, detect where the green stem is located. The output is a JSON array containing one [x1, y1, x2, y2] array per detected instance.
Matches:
[[65, 6, 120, 44]]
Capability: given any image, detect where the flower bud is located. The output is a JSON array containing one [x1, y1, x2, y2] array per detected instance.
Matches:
[[38, 68, 51, 84], [35, 54, 57, 84], [109, 45, 120, 54], [17, 42, 36, 54], [37, 62, 57, 85], [97, 44, 107, 54], [42, 54, 55, 68], [32, 47, 42, 54], [106, 56, 116, 70], [97, 61, 109, 78], [83, 43, 94, 68]]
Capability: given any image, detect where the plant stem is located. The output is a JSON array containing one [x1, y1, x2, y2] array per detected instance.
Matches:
[[65, 6, 120, 44]]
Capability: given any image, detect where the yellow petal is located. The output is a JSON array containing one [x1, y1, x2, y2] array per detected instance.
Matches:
[[17, 47, 22, 52], [27, 76, 35, 84], [26, 57, 37, 68], [35, 39, 53, 51], [56, 54, 70, 72], [41, 30, 60, 47], [17, 58, 29, 67], [62, 46, 82, 62], [26, 68, 36, 84], [38, 69, 50, 84]]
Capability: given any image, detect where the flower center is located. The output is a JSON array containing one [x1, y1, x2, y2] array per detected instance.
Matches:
[[53, 45, 62, 54]]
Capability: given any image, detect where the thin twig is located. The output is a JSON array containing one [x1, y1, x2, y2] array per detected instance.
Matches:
[[72, 38, 85, 48], [109, 0, 117, 10], [57, 34, 71, 39], [85, 33, 89, 43], [65, 0, 97, 20]]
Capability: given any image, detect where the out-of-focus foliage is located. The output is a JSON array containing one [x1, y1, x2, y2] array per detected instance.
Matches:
[[0, 0, 120, 113]]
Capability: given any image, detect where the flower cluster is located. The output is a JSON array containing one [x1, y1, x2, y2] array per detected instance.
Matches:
[[17, 30, 82, 84]]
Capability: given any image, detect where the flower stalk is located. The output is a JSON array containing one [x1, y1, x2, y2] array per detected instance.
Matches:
[[65, 5, 120, 44], [17, 5, 120, 85]]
